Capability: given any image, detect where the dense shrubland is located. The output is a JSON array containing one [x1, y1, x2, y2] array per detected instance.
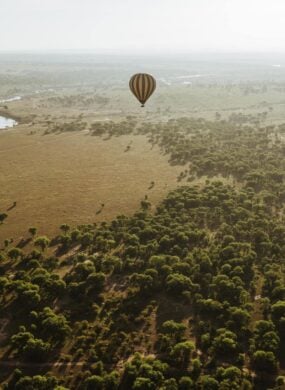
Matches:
[[43, 119, 87, 135], [0, 116, 285, 389], [45, 94, 110, 108]]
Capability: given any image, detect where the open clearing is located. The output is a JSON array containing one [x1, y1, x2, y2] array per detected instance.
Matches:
[[0, 126, 181, 242]]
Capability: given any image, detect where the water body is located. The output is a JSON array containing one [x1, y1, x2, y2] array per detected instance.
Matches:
[[0, 116, 17, 129], [0, 96, 22, 103], [0, 96, 20, 129]]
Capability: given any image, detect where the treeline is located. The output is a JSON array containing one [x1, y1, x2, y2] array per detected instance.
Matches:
[[45, 94, 109, 108], [91, 116, 285, 204], [43, 119, 87, 135]]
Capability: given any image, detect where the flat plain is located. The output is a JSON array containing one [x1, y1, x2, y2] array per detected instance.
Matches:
[[0, 126, 181, 241]]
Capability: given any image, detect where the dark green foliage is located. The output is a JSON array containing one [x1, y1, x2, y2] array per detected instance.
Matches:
[[252, 350, 278, 373], [0, 213, 8, 224]]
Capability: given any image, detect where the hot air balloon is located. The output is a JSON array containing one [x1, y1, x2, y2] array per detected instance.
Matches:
[[129, 73, 156, 107]]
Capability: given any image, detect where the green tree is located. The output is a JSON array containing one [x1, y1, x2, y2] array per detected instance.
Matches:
[[0, 213, 8, 224], [28, 227, 37, 237], [161, 320, 187, 342], [133, 377, 155, 390], [170, 341, 195, 367], [7, 247, 23, 261], [199, 375, 219, 390], [84, 375, 104, 390], [60, 224, 70, 235], [252, 350, 278, 373], [179, 376, 194, 389], [34, 236, 50, 251]]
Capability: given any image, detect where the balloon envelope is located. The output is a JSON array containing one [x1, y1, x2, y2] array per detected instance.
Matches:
[[129, 73, 156, 107]]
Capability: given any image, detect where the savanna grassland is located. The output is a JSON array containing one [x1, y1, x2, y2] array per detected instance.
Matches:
[[1, 53, 285, 241], [0, 129, 181, 242], [0, 53, 285, 389]]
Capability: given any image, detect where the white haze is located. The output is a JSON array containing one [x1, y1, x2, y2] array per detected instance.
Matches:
[[1, 0, 285, 53]]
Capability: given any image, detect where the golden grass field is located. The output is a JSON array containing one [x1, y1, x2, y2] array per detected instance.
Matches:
[[0, 124, 181, 242]]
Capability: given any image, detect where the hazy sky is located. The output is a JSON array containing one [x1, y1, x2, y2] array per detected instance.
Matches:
[[1, 0, 285, 53]]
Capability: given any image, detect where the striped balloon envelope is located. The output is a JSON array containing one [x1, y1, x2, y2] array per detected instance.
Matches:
[[129, 73, 156, 107]]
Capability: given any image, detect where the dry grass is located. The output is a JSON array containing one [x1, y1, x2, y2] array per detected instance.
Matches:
[[0, 125, 181, 242]]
